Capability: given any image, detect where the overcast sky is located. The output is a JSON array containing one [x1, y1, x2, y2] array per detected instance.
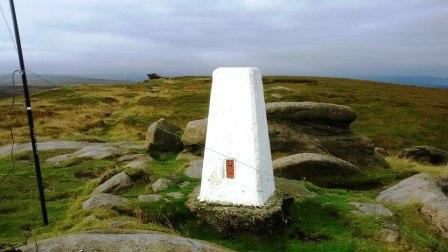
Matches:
[[0, 0, 447, 77]]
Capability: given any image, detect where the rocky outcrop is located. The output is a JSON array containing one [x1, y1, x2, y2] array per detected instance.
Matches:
[[93, 172, 133, 194], [18, 231, 233, 252], [0, 141, 88, 157], [138, 194, 163, 203], [44, 142, 143, 164], [180, 102, 386, 168], [145, 118, 183, 156], [82, 193, 131, 211], [266, 102, 357, 128], [181, 118, 207, 147], [399, 145, 448, 165], [147, 73, 162, 79], [376, 173, 448, 238], [266, 102, 387, 168], [350, 202, 393, 217], [184, 159, 203, 179], [151, 178, 173, 192], [273, 153, 361, 184]]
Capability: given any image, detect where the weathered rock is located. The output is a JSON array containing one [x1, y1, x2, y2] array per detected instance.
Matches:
[[93, 172, 133, 194], [167, 192, 184, 199], [151, 178, 173, 192], [74, 144, 128, 159], [117, 153, 150, 163], [82, 193, 131, 211], [273, 153, 361, 184], [145, 118, 183, 156], [350, 202, 393, 217], [186, 186, 292, 234], [376, 173, 448, 238], [399, 145, 448, 165], [181, 118, 207, 147], [266, 102, 357, 128], [274, 177, 316, 202], [19, 231, 233, 252], [266, 102, 387, 168], [185, 159, 203, 179], [0, 140, 88, 157], [176, 150, 202, 161], [44, 142, 142, 164], [182, 101, 387, 168], [380, 222, 400, 244], [180, 181, 191, 188], [138, 194, 163, 203], [124, 159, 149, 170], [46, 154, 72, 165], [147, 73, 162, 79]]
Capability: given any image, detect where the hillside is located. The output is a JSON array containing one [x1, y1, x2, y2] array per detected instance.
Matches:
[[0, 76, 447, 152], [0, 76, 448, 251]]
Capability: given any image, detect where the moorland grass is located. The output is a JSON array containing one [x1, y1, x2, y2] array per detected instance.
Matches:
[[0, 76, 447, 153], [1, 150, 448, 250]]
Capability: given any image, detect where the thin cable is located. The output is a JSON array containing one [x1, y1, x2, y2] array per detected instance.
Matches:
[[26, 70, 111, 108], [1, 70, 20, 183], [26, 69, 274, 177], [0, 1, 17, 49]]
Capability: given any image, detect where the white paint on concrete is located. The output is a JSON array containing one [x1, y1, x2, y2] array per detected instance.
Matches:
[[198, 67, 275, 206]]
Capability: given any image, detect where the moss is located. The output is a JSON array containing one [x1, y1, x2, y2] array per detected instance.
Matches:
[[186, 186, 292, 235]]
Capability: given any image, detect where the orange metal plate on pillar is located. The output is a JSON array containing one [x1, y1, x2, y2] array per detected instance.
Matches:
[[226, 159, 234, 179]]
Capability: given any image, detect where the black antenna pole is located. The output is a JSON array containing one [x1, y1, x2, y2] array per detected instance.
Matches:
[[9, 0, 48, 225]]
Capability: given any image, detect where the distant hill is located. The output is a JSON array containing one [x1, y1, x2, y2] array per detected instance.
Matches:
[[364, 76, 448, 88], [0, 74, 133, 86]]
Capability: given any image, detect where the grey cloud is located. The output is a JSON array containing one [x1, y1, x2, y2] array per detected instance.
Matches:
[[0, 0, 447, 77]]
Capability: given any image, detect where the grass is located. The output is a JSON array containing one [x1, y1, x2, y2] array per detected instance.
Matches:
[[0, 76, 447, 153], [0, 76, 448, 250], [1, 149, 448, 251]]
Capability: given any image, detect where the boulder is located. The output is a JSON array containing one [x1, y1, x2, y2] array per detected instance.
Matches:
[[180, 181, 191, 188], [399, 145, 448, 165], [184, 159, 203, 179], [266, 102, 357, 128], [186, 186, 292, 234], [18, 232, 232, 252], [151, 178, 173, 192], [118, 153, 150, 163], [0, 140, 88, 158], [274, 177, 316, 202], [273, 153, 361, 184], [74, 144, 129, 160], [82, 193, 131, 211], [182, 101, 387, 168], [350, 202, 393, 217], [181, 118, 207, 147], [267, 102, 387, 168], [147, 73, 162, 79], [376, 173, 448, 238], [44, 142, 142, 164], [176, 150, 202, 161], [145, 118, 183, 156], [167, 192, 184, 199], [93, 172, 133, 194], [138, 194, 163, 203]]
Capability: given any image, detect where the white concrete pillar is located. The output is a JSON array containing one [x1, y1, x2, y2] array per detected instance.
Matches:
[[198, 67, 275, 206]]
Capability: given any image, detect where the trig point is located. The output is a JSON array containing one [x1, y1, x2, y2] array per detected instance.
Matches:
[[198, 67, 275, 206]]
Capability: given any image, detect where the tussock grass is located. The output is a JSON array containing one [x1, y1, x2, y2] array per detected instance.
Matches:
[[1, 76, 446, 151]]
